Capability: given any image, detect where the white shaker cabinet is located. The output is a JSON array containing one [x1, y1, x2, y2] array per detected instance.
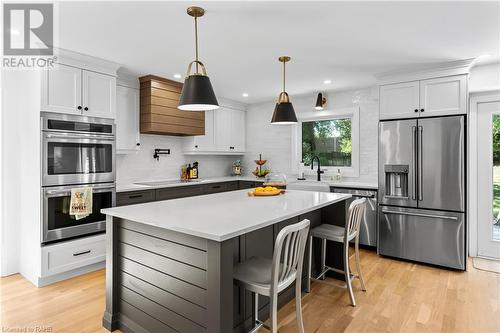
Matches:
[[419, 75, 467, 117], [379, 81, 420, 119], [41, 63, 82, 115], [230, 109, 246, 152], [82, 70, 116, 118], [379, 74, 467, 119], [192, 110, 216, 151], [116, 85, 140, 153], [41, 64, 116, 119], [184, 106, 246, 155]]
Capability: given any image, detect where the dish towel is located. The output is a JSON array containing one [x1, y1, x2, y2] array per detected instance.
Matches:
[[70, 187, 93, 220]]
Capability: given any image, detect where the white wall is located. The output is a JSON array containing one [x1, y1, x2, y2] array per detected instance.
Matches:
[[243, 87, 379, 183], [116, 135, 238, 184]]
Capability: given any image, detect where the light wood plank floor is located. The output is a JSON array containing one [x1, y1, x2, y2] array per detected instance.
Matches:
[[1, 250, 499, 333]]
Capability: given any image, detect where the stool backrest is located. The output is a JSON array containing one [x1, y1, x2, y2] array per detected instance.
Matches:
[[271, 219, 311, 290], [346, 198, 367, 238]]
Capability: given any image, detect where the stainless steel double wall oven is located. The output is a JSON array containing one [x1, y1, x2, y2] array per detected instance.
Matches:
[[41, 112, 116, 243]]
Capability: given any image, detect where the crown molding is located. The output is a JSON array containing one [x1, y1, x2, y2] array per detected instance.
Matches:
[[376, 58, 474, 85], [53, 47, 121, 76]]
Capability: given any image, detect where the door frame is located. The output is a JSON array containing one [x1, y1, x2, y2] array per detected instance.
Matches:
[[468, 90, 500, 257]]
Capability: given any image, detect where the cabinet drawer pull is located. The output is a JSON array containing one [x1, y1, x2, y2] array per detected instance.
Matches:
[[73, 250, 91, 256], [77, 106, 82, 110], [84, 107, 89, 111], [128, 194, 143, 199], [420, 108, 424, 112]]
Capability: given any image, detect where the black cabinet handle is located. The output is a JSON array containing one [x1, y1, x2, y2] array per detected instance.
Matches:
[[84, 107, 89, 111], [136, 143, 140, 146], [229, 146, 234, 150], [414, 109, 419, 113], [128, 194, 143, 199], [195, 145, 198, 148], [77, 106, 82, 110], [73, 250, 91, 256], [420, 108, 424, 112]]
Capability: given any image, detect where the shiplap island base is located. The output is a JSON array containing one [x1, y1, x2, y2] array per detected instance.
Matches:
[[101, 190, 351, 333]]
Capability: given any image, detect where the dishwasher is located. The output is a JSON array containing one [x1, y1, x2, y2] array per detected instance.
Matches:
[[331, 188, 378, 247]]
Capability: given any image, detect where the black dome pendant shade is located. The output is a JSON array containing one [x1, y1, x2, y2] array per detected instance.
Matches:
[[271, 56, 298, 124], [179, 72, 219, 111], [178, 7, 219, 111]]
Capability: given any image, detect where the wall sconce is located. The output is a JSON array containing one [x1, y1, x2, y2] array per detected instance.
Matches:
[[315, 92, 327, 110]]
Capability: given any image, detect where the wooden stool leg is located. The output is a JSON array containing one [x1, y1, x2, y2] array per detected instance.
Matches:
[[344, 242, 356, 306]]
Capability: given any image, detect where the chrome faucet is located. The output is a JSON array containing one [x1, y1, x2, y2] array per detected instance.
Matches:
[[311, 156, 324, 181]]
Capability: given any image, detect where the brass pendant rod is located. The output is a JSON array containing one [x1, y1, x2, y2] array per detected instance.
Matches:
[[283, 60, 286, 93], [194, 17, 199, 73]]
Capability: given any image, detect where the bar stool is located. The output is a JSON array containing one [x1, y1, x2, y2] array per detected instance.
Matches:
[[234, 219, 311, 333], [308, 198, 367, 306]]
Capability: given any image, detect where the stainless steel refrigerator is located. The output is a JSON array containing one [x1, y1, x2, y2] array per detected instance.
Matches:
[[378, 116, 465, 270]]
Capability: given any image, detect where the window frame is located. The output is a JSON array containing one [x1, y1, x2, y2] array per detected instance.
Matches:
[[291, 106, 360, 178]]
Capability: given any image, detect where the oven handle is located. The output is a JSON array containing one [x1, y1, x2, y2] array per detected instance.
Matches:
[[45, 185, 115, 197], [44, 133, 115, 141]]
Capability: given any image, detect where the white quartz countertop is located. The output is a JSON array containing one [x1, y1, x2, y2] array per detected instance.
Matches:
[[116, 176, 264, 192], [102, 190, 351, 242], [116, 176, 377, 192]]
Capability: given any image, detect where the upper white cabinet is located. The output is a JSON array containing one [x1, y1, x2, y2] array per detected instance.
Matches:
[[379, 74, 467, 120], [191, 110, 216, 152], [82, 70, 116, 118], [41, 64, 116, 119], [41, 63, 82, 115], [419, 75, 467, 117], [116, 84, 140, 153], [184, 105, 246, 155], [379, 81, 420, 119]]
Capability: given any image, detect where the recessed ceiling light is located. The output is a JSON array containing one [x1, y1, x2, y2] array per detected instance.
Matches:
[[323, 79, 332, 84], [242, 93, 249, 97], [173, 73, 182, 79]]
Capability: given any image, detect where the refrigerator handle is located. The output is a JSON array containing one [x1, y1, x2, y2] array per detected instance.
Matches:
[[412, 126, 417, 200], [418, 126, 423, 201]]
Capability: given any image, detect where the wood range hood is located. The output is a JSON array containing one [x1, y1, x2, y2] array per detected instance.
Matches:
[[139, 75, 205, 136]]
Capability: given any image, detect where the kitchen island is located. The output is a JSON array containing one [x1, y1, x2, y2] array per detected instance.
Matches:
[[101, 189, 351, 333]]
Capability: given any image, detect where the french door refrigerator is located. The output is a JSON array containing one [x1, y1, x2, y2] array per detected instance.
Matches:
[[378, 116, 465, 270]]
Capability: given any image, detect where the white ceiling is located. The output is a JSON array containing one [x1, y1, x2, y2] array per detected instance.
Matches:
[[58, 1, 500, 103]]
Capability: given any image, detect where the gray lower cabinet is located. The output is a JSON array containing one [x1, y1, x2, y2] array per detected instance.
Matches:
[[156, 185, 204, 201], [203, 182, 230, 194], [116, 190, 155, 206], [118, 181, 265, 207]]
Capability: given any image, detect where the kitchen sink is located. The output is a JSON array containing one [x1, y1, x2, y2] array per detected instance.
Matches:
[[134, 179, 205, 187]]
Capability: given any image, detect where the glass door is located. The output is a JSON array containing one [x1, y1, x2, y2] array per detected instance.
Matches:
[[477, 100, 500, 259]]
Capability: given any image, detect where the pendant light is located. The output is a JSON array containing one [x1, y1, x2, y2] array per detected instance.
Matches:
[[315, 92, 326, 110], [271, 56, 298, 124], [178, 6, 219, 111]]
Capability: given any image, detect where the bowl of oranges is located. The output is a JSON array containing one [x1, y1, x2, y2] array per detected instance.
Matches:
[[248, 186, 284, 197]]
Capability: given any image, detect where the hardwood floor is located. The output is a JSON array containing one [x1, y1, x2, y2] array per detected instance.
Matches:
[[1, 250, 499, 333]]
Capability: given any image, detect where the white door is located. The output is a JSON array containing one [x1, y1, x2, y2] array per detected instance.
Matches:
[[214, 108, 232, 151], [477, 97, 500, 259], [230, 109, 246, 152], [193, 110, 216, 151], [379, 81, 420, 119], [82, 70, 116, 119], [420, 75, 466, 117], [41, 64, 82, 114], [116, 85, 140, 153]]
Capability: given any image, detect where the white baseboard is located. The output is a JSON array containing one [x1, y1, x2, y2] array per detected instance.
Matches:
[[36, 260, 105, 287]]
